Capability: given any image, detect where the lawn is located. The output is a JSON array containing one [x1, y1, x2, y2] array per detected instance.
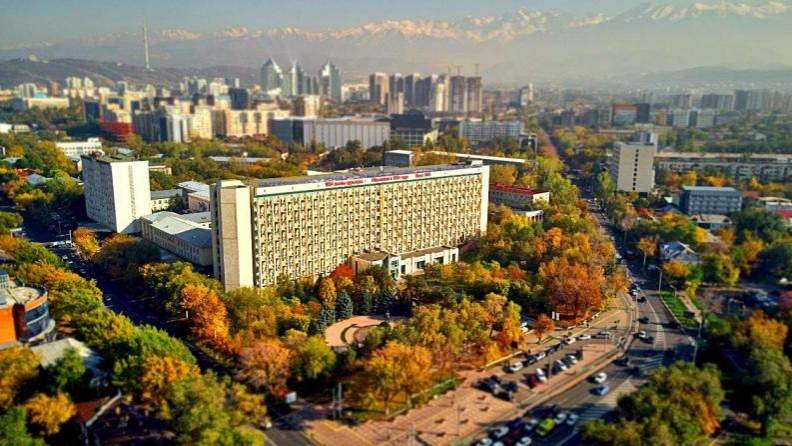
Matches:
[[660, 292, 698, 329]]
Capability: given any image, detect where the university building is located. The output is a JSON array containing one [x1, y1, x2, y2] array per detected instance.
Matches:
[[211, 163, 490, 290]]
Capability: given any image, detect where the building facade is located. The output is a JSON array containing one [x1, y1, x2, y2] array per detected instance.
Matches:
[[679, 186, 742, 215], [140, 212, 213, 266], [609, 142, 657, 193], [211, 164, 490, 290], [81, 155, 151, 233], [655, 152, 792, 182], [458, 120, 524, 146], [55, 137, 104, 158], [0, 270, 55, 347], [489, 184, 550, 210]]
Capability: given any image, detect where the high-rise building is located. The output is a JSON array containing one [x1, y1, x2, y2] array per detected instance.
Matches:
[[270, 117, 391, 149], [404, 73, 421, 107], [609, 142, 656, 193], [635, 103, 651, 123], [294, 95, 321, 117], [319, 62, 342, 103], [389, 74, 404, 99], [133, 108, 192, 143], [611, 104, 638, 126], [466, 77, 483, 114], [700, 94, 734, 110], [282, 63, 305, 97], [228, 88, 251, 110], [369, 72, 389, 105], [429, 77, 447, 112], [81, 155, 151, 234], [210, 163, 489, 289], [458, 120, 524, 146], [449, 75, 468, 113], [260, 58, 283, 93], [387, 91, 404, 115], [414, 75, 435, 109], [519, 84, 534, 106], [679, 186, 742, 215]]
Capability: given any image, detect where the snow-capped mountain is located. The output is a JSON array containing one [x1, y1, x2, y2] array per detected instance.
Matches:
[[2, 0, 791, 84]]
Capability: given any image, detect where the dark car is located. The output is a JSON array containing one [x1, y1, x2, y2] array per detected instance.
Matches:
[[638, 316, 650, 324], [637, 296, 647, 303], [503, 380, 518, 393], [524, 354, 538, 365], [525, 373, 541, 388], [497, 389, 516, 401], [664, 321, 681, 329], [615, 356, 631, 366]]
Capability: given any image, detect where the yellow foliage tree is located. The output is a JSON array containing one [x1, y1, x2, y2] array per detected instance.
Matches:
[[140, 356, 200, 413], [0, 347, 40, 410], [24, 392, 75, 436]]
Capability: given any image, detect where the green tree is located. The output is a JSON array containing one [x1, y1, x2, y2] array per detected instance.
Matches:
[[285, 330, 337, 382], [375, 286, 398, 315], [758, 240, 792, 279], [743, 347, 792, 435], [0, 407, 45, 446], [335, 290, 353, 320], [0, 347, 40, 410], [734, 207, 786, 244], [45, 347, 86, 394]]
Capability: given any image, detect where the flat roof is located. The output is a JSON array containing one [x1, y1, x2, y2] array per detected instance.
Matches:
[[0, 284, 45, 308], [429, 151, 528, 164], [385, 150, 415, 155], [254, 163, 482, 189], [682, 186, 738, 192], [150, 189, 180, 199], [81, 154, 141, 164], [150, 216, 212, 248], [490, 184, 547, 195], [656, 152, 792, 161]]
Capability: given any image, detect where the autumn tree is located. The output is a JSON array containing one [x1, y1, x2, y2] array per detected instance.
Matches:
[[358, 341, 432, 414], [731, 310, 788, 352], [24, 392, 76, 436], [661, 261, 689, 287], [489, 165, 518, 185], [180, 283, 231, 345], [539, 258, 604, 319], [71, 227, 99, 259], [93, 234, 159, 280], [284, 330, 337, 382], [636, 236, 657, 268], [317, 276, 337, 306], [236, 338, 293, 397], [139, 356, 200, 414], [533, 314, 554, 342], [0, 347, 40, 410]]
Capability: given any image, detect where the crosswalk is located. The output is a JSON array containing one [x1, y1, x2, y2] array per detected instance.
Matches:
[[579, 379, 638, 422]]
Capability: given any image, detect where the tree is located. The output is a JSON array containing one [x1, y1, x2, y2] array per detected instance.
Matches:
[[734, 207, 786, 244], [743, 348, 792, 435], [358, 341, 432, 415], [93, 234, 159, 281], [0, 347, 40, 410], [179, 284, 231, 344], [24, 392, 76, 436], [284, 330, 337, 382], [533, 314, 554, 342], [0, 407, 44, 446], [489, 165, 518, 185], [661, 261, 689, 287], [71, 227, 99, 259], [335, 290, 353, 320], [317, 276, 337, 306], [165, 374, 266, 446], [140, 356, 200, 413], [0, 211, 22, 234], [637, 236, 657, 268], [593, 171, 616, 204], [731, 310, 788, 352], [758, 240, 792, 279], [45, 348, 86, 394], [375, 286, 398, 315], [236, 338, 293, 397], [539, 258, 604, 319]]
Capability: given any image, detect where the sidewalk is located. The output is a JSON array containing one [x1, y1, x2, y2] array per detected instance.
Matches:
[[304, 301, 632, 446]]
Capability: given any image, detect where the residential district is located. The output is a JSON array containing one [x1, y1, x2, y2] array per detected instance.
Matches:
[[0, 60, 790, 446]]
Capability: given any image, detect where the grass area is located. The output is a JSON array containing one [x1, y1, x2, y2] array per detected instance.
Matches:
[[660, 292, 698, 329]]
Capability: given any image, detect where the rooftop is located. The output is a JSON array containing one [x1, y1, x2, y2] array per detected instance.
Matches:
[[177, 181, 210, 193], [31, 337, 101, 370], [682, 186, 738, 192], [254, 163, 483, 189], [81, 154, 141, 164], [0, 283, 46, 308], [429, 151, 528, 164], [656, 152, 792, 161], [150, 216, 212, 248], [490, 184, 546, 195], [150, 189, 180, 200]]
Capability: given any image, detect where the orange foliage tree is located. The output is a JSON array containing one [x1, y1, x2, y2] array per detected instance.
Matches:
[[539, 258, 604, 319], [236, 338, 293, 397], [179, 284, 231, 346]]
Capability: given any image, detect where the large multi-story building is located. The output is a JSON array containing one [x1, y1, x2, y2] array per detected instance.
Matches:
[[260, 58, 283, 93], [270, 117, 390, 149], [319, 62, 342, 103], [140, 211, 213, 266], [609, 141, 656, 193], [55, 137, 104, 158], [611, 104, 638, 126], [133, 108, 192, 143], [210, 163, 490, 290], [679, 186, 742, 215], [389, 113, 438, 147], [369, 72, 389, 106], [466, 77, 483, 114], [458, 120, 524, 146], [489, 184, 550, 210], [81, 155, 151, 233], [654, 152, 792, 182], [449, 75, 468, 113]]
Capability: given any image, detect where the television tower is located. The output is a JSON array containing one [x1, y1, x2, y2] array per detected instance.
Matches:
[[143, 23, 151, 70]]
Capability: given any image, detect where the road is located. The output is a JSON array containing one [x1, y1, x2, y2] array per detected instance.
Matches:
[[26, 220, 313, 446]]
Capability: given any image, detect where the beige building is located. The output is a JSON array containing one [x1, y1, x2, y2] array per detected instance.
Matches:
[[190, 105, 214, 140], [349, 246, 458, 277], [654, 152, 792, 182], [489, 184, 550, 210], [214, 109, 290, 138], [140, 212, 213, 266], [81, 155, 151, 234], [211, 163, 490, 290], [609, 142, 657, 193]]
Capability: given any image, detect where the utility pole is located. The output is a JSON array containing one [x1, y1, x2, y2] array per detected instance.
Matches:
[[657, 268, 663, 292]]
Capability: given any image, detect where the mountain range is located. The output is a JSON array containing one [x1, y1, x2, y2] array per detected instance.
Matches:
[[2, 0, 792, 86]]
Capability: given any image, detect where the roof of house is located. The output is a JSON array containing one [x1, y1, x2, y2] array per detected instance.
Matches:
[[150, 189, 181, 200], [150, 216, 212, 248], [681, 186, 738, 192], [31, 337, 102, 370], [490, 184, 547, 195], [661, 241, 700, 260]]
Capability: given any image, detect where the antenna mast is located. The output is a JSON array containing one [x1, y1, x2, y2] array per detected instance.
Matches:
[[143, 22, 151, 70]]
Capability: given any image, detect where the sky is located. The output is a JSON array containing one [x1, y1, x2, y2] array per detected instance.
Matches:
[[0, 0, 640, 46]]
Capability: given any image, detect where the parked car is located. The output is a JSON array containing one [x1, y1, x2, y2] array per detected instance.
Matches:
[[535, 418, 556, 437], [636, 330, 648, 340], [595, 331, 612, 339], [566, 413, 580, 426], [524, 354, 538, 364], [523, 418, 539, 432], [503, 381, 518, 393], [476, 438, 493, 446], [508, 361, 524, 373], [593, 384, 610, 396], [535, 352, 546, 361], [564, 354, 578, 365], [552, 360, 568, 373], [638, 316, 650, 324], [525, 373, 541, 388], [643, 335, 655, 344], [490, 426, 509, 439], [577, 333, 591, 341], [592, 372, 608, 384], [516, 437, 532, 446], [563, 336, 576, 345], [553, 411, 568, 424], [615, 356, 631, 366]]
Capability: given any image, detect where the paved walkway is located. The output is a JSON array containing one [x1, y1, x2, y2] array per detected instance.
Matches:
[[305, 302, 632, 446], [324, 315, 398, 349]]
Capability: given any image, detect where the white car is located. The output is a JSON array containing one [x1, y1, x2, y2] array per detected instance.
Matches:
[[491, 426, 509, 439], [535, 352, 546, 360], [564, 337, 576, 345], [508, 362, 524, 373], [554, 360, 568, 371], [516, 437, 533, 446], [593, 372, 608, 384], [523, 418, 539, 432], [553, 411, 568, 424], [577, 333, 591, 341], [566, 413, 580, 426], [636, 330, 648, 340], [565, 354, 578, 365], [476, 438, 493, 446]]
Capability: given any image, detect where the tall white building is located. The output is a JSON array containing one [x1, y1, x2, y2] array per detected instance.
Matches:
[[81, 155, 151, 233], [609, 142, 657, 193]]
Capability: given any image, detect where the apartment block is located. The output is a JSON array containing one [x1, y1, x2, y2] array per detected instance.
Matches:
[[679, 186, 742, 215], [489, 184, 550, 210], [655, 152, 792, 182], [458, 120, 524, 147], [609, 142, 657, 193], [211, 164, 489, 290], [55, 137, 104, 158], [81, 155, 151, 233]]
